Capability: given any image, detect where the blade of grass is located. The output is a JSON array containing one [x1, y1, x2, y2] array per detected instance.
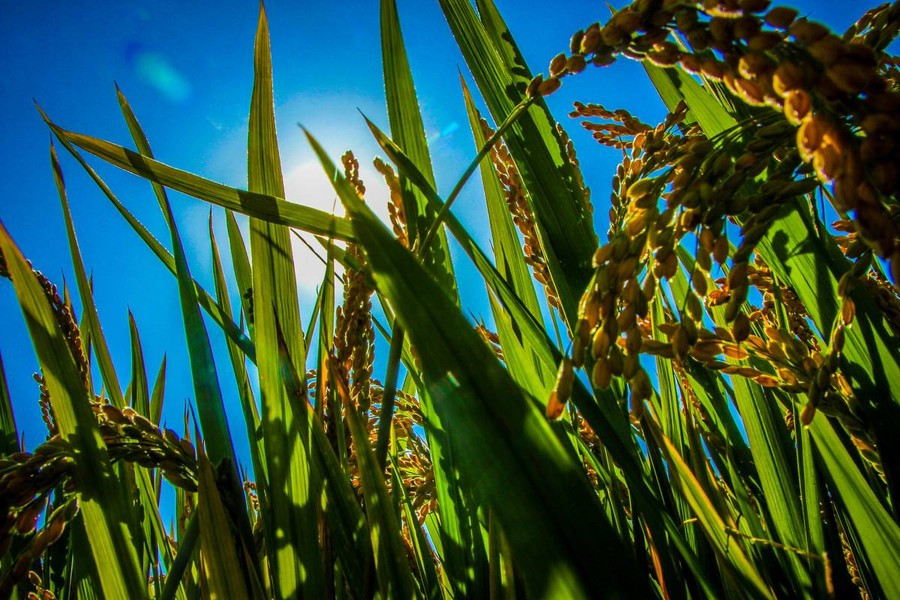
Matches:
[[41, 116, 354, 242], [460, 76, 541, 320], [115, 86, 241, 482], [272, 312, 375, 597], [52, 139, 177, 580], [50, 141, 125, 408], [676, 248, 811, 592], [381, 0, 457, 298], [358, 120, 686, 585], [127, 311, 150, 416], [308, 130, 648, 598], [0, 352, 18, 455], [809, 417, 900, 598], [159, 514, 198, 600], [460, 78, 555, 395], [196, 451, 252, 599], [798, 425, 828, 597], [374, 327, 404, 469], [149, 355, 167, 426], [643, 410, 772, 599], [649, 293, 696, 551], [209, 213, 266, 495], [248, 6, 323, 596], [43, 119, 255, 362], [438, 0, 597, 326], [0, 222, 146, 598], [328, 353, 416, 599], [391, 451, 441, 600], [225, 210, 254, 333]]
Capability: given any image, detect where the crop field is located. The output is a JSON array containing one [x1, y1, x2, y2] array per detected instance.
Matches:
[[1, 1, 899, 598]]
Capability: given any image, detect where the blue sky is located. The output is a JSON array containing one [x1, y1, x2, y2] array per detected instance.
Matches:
[[0, 0, 869, 457]]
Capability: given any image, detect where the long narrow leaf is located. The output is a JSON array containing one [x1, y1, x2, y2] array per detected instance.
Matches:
[[196, 452, 251, 599], [50, 142, 125, 408], [0, 352, 18, 455], [308, 129, 647, 599], [0, 223, 146, 598], [438, 0, 597, 325], [42, 117, 355, 241], [381, 0, 457, 298], [248, 6, 323, 596]]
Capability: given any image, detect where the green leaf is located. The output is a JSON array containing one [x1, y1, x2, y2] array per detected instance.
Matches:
[[381, 0, 457, 299], [810, 417, 900, 598], [460, 76, 541, 320], [248, 5, 323, 596], [271, 302, 374, 597], [209, 212, 266, 495], [51, 138, 177, 583], [363, 119, 681, 586], [115, 86, 240, 478], [392, 455, 442, 600], [50, 141, 125, 408], [308, 129, 647, 599], [0, 222, 146, 598], [45, 121, 256, 362], [196, 452, 251, 599], [0, 351, 18, 455], [438, 0, 597, 326], [225, 210, 254, 331], [149, 355, 167, 427], [40, 117, 353, 242], [461, 76, 553, 398], [159, 514, 198, 600], [127, 311, 150, 416], [333, 361, 415, 599], [643, 412, 772, 599]]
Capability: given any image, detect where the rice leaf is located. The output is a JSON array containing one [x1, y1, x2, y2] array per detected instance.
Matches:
[[271, 307, 374, 597], [809, 417, 900, 598], [392, 455, 442, 600], [52, 139, 177, 581], [798, 425, 829, 597], [438, 0, 597, 325], [643, 411, 772, 599], [461, 76, 553, 397], [308, 129, 648, 599], [329, 355, 415, 599], [649, 294, 695, 549], [196, 451, 251, 599], [0, 352, 18, 455], [381, 0, 457, 298], [209, 213, 266, 494], [115, 86, 241, 480], [44, 120, 256, 362], [0, 223, 146, 598], [40, 117, 353, 241], [149, 355, 167, 426], [127, 311, 150, 416], [362, 117, 685, 584], [159, 514, 198, 600], [225, 210, 254, 333], [50, 141, 125, 408], [248, 5, 323, 596], [117, 87, 253, 587]]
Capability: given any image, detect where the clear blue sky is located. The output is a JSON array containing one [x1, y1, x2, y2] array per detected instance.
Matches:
[[0, 0, 869, 458]]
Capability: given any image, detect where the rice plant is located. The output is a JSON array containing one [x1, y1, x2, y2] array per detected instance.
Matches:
[[1, 0, 899, 598]]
